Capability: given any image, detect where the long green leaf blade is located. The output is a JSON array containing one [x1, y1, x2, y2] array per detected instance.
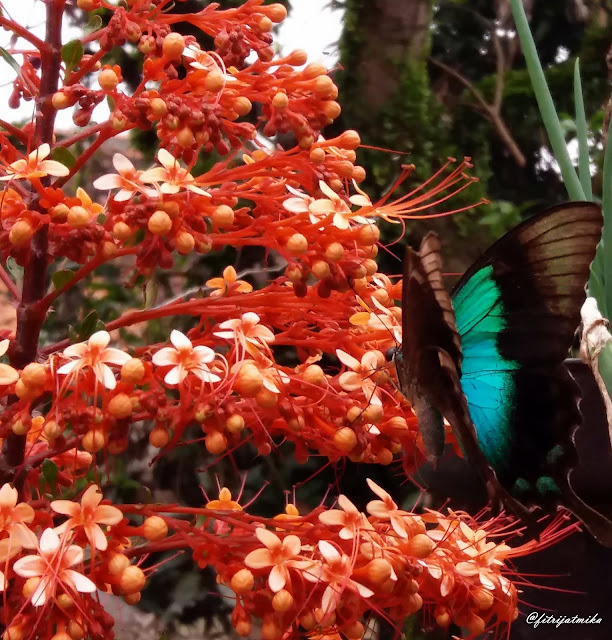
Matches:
[[602, 132, 612, 316], [574, 59, 592, 201], [509, 0, 585, 200]]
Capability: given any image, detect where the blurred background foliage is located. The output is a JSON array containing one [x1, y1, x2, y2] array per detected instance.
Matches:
[[25, 0, 612, 637]]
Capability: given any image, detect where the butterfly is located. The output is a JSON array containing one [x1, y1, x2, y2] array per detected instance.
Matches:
[[394, 202, 612, 545]]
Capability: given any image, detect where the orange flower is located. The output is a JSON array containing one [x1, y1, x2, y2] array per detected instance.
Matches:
[[366, 478, 415, 538], [206, 487, 242, 511], [93, 153, 156, 201], [0, 537, 21, 592], [214, 312, 275, 357], [51, 484, 123, 551], [336, 349, 382, 406], [0, 483, 37, 548], [13, 528, 96, 606], [318, 495, 373, 540], [206, 266, 253, 297], [141, 148, 211, 196], [0, 144, 70, 181]]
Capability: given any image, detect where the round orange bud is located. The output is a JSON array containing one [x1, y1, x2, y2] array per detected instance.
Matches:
[[15, 380, 35, 400], [212, 205, 234, 228], [272, 92, 289, 110], [176, 126, 194, 147], [98, 68, 119, 91], [124, 592, 141, 605], [346, 405, 363, 423], [311, 260, 331, 280], [57, 594, 74, 609], [51, 633, 71, 640], [298, 135, 314, 149], [287, 49, 308, 66], [119, 565, 146, 594], [149, 426, 169, 448], [150, 98, 167, 118], [205, 70, 225, 93], [82, 429, 106, 453], [363, 259, 378, 276], [285, 264, 302, 283], [340, 130, 361, 150], [22, 576, 41, 598], [143, 516, 168, 541], [230, 568, 254, 594], [325, 242, 344, 262], [101, 241, 118, 258], [406, 533, 435, 558], [43, 420, 63, 440], [233, 97, 252, 116], [9, 220, 34, 247], [67, 206, 90, 228], [300, 612, 316, 630], [21, 363, 46, 388], [205, 431, 227, 455], [265, 3, 287, 22], [234, 363, 263, 397], [362, 404, 384, 424], [333, 427, 357, 453], [258, 16, 273, 32], [322, 101, 341, 120], [287, 232, 308, 255], [108, 393, 132, 419], [435, 608, 451, 628], [108, 553, 130, 576], [387, 416, 408, 432], [52, 91, 71, 110], [121, 358, 145, 383], [261, 616, 281, 640], [258, 442, 272, 456], [11, 418, 29, 436], [225, 413, 245, 434], [352, 165, 366, 182], [363, 243, 378, 258], [255, 387, 278, 409], [467, 614, 486, 636], [312, 75, 335, 96], [148, 210, 172, 235], [343, 621, 365, 640], [473, 586, 494, 610], [3, 627, 23, 640], [77, 0, 94, 9], [272, 589, 293, 612], [113, 221, 132, 241], [163, 201, 180, 217], [309, 147, 326, 164], [303, 364, 325, 385], [175, 230, 195, 254], [366, 558, 393, 585], [358, 224, 380, 246], [50, 203, 70, 221], [162, 32, 185, 60], [234, 620, 252, 637], [67, 621, 84, 640], [303, 62, 327, 79], [376, 447, 393, 465]]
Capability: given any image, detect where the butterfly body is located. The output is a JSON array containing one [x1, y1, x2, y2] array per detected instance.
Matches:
[[398, 202, 612, 544]]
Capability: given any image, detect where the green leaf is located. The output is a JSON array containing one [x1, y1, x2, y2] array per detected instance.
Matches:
[[5, 257, 24, 284], [52, 269, 76, 291], [41, 459, 59, 496], [602, 131, 612, 318], [61, 40, 84, 73], [86, 14, 103, 31], [75, 310, 106, 341], [509, 0, 584, 200], [597, 342, 612, 400], [143, 279, 158, 309], [0, 46, 22, 78], [574, 60, 593, 201], [51, 147, 76, 169]]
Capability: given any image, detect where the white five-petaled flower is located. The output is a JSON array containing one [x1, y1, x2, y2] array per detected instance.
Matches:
[[283, 181, 371, 229], [12, 528, 96, 606], [214, 312, 275, 356], [93, 153, 157, 201], [336, 349, 382, 406], [152, 330, 221, 385], [183, 46, 238, 81], [0, 144, 70, 181], [318, 495, 374, 540], [57, 330, 131, 390], [140, 148, 211, 196]]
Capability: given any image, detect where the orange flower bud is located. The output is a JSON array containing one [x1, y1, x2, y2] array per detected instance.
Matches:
[[21, 363, 46, 388], [148, 210, 172, 235], [108, 553, 131, 576], [357, 224, 379, 245], [362, 404, 383, 424], [366, 558, 393, 585], [363, 259, 378, 276], [234, 621, 252, 637], [176, 126, 194, 147], [261, 616, 282, 640], [466, 614, 486, 636], [272, 92, 288, 110], [343, 621, 365, 640], [205, 70, 225, 93], [325, 242, 344, 262], [43, 420, 63, 440], [124, 592, 141, 605], [121, 358, 145, 383], [285, 264, 303, 283], [333, 427, 357, 453], [340, 130, 361, 150], [406, 533, 435, 558], [312, 75, 335, 96], [176, 230, 195, 255], [303, 364, 324, 385], [212, 205, 234, 228], [162, 32, 185, 60], [82, 429, 106, 453], [225, 413, 245, 433], [298, 135, 314, 149], [149, 426, 169, 448], [230, 568, 254, 594], [311, 260, 331, 280], [108, 393, 132, 419], [287, 49, 308, 66], [143, 516, 168, 541], [51, 632, 71, 640], [271, 589, 293, 612], [119, 565, 146, 594], [375, 447, 393, 465], [150, 98, 167, 118], [287, 233, 308, 255], [23, 576, 41, 598], [473, 586, 495, 610], [309, 147, 326, 164], [303, 63, 327, 79], [9, 220, 34, 247], [98, 68, 119, 91], [77, 0, 95, 10], [205, 431, 227, 454], [233, 97, 252, 116], [58, 596, 74, 609], [346, 405, 363, 423], [14, 379, 36, 401], [352, 165, 367, 182], [264, 3, 287, 22], [67, 621, 84, 640], [67, 206, 90, 228], [258, 16, 273, 32], [322, 101, 341, 120], [52, 91, 72, 110], [3, 627, 23, 640], [113, 221, 132, 241], [435, 608, 451, 628], [255, 387, 278, 408], [234, 363, 263, 397]]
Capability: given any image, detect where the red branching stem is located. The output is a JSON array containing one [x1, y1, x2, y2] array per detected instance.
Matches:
[[0, 119, 28, 144], [0, 263, 20, 301], [2, 0, 65, 485], [54, 128, 115, 189], [0, 15, 48, 52], [57, 123, 107, 149]]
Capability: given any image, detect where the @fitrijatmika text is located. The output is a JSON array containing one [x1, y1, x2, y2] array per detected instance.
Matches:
[[525, 612, 602, 629]]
